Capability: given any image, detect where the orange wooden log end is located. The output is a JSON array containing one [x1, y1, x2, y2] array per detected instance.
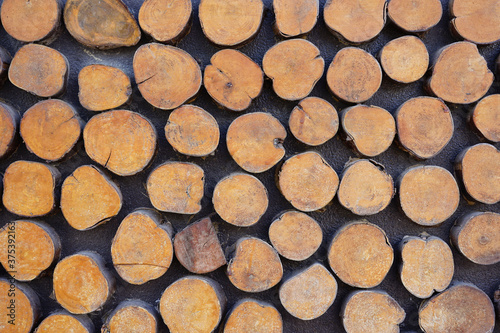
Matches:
[[103, 300, 158, 333], [450, 0, 500, 44], [387, 0, 442, 32], [273, 0, 318, 37], [223, 299, 282, 333], [470, 94, 500, 142], [35, 311, 93, 333], [139, 0, 192, 43], [0, 102, 19, 159], [0, 279, 40, 333]]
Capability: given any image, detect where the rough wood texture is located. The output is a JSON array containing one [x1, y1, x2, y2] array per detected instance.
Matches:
[[327, 47, 382, 103], [204, 49, 263, 111], [227, 112, 286, 173], [451, 211, 500, 265], [396, 97, 454, 159], [83, 110, 157, 176], [289, 97, 338, 146], [111, 209, 173, 284], [199, 0, 264, 47], [133, 43, 201, 110], [227, 237, 283, 293], [278, 151, 339, 212], [147, 162, 204, 214], [273, 0, 319, 37], [398, 165, 460, 226], [8, 44, 68, 97], [279, 263, 338, 320], [165, 104, 219, 157], [269, 210, 323, 261], [0, 102, 19, 159], [64, 0, 141, 49], [400, 235, 454, 298], [3, 161, 60, 217], [428, 42, 493, 104], [450, 0, 500, 44], [103, 300, 157, 333], [387, 0, 442, 32], [223, 299, 282, 333], [0, 279, 40, 333], [328, 221, 393, 288], [262, 39, 324, 101], [213, 173, 268, 227], [0, 47, 11, 85], [35, 311, 94, 333], [419, 283, 495, 333], [470, 94, 500, 142], [20, 99, 82, 162], [380, 36, 429, 83]]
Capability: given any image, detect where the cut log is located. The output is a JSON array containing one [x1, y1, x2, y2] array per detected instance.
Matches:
[[165, 104, 219, 157], [279, 263, 338, 320], [0, 0, 62, 43], [278, 151, 339, 212], [0, 102, 19, 159], [226, 112, 286, 173], [341, 104, 395, 157], [268, 210, 323, 261], [199, 0, 264, 47], [419, 283, 495, 333], [159, 276, 226, 333], [262, 39, 324, 101], [204, 49, 263, 111], [428, 42, 493, 104], [0, 220, 60, 281], [288, 97, 339, 146], [227, 237, 283, 292], [213, 173, 268, 227], [0, 47, 11, 85], [35, 311, 94, 333], [8, 44, 68, 97], [20, 99, 82, 162], [53, 251, 114, 314], [324, 0, 387, 43], [328, 221, 393, 288], [83, 110, 157, 176], [395, 97, 454, 159], [173, 217, 226, 274], [3, 161, 60, 217], [326, 47, 382, 103], [0, 279, 40, 333], [273, 0, 319, 38], [400, 235, 454, 298], [398, 165, 460, 226], [455, 143, 500, 204], [78, 65, 131, 112], [387, 0, 442, 32], [342, 290, 405, 333], [470, 94, 500, 142], [133, 43, 201, 110], [103, 300, 158, 333], [139, 0, 192, 44], [147, 162, 204, 214], [450, 0, 500, 44], [111, 209, 173, 284], [451, 211, 500, 265], [223, 299, 282, 333]]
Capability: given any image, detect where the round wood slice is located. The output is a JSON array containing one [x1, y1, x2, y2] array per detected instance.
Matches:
[[279, 263, 338, 320], [387, 0, 442, 32], [133, 43, 201, 110], [53, 251, 114, 314], [111, 209, 173, 284], [342, 290, 405, 333], [0, 102, 19, 159], [451, 211, 500, 265], [159, 276, 226, 333], [400, 235, 454, 298], [36, 311, 94, 333], [147, 162, 204, 214], [83, 110, 157, 176], [328, 221, 393, 288], [273, 0, 319, 37], [470, 94, 500, 142], [0, 220, 60, 281], [289, 97, 339, 146], [20, 99, 82, 162], [398, 165, 460, 226], [455, 143, 500, 204], [0, 279, 40, 333], [8, 44, 68, 97], [204, 49, 263, 111], [226, 112, 286, 173], [419, 283, 495, 333], [327, 47, 382, 103], [227, 237, 283, 293], [395, 97, 453, 159], [380, 36, 429, 83], [278, 151, 339, 212], [450, 0, 500, 44], [139, 0, 192, 43], [0, 47, 11, 85], [269, 210, 323, 261], [213, 173, 268, 227], [223, 299, 282, 333], [3, 161, 60, 217], [165, 104, 219, 157], [199, 0, 264, 47], [428, 42, 493, 104], [324, 0, 387, 43], [262, 39, 324, 101], [103, 300, 157, 333]]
